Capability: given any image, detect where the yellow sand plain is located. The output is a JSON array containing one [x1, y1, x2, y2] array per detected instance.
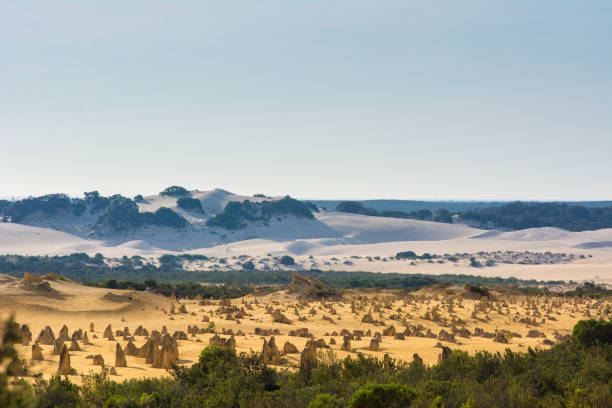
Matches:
[[1, 275, 606, 384]]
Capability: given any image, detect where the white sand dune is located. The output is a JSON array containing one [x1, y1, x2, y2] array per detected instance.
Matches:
[[3, 189, 612, 282], [4, 208, 612, 259], [317, 212, 480, 243]]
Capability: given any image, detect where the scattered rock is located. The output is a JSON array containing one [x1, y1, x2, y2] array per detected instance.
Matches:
[[283, 341, 299, 354], [31, 343, 44, 361]]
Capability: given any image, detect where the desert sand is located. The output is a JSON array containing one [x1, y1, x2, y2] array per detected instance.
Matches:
[[1, 274, 604, 383]]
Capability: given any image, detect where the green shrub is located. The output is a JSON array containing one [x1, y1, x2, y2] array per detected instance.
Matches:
[[176, 197, 203, 213], [465, 283, 489, 297], [280, 255, 295, 266], [308, 393, 342, 408], [573, 319, 612, 348], [33, 375, 81, 408], [396, 251, 418, 259], [348, 383, 416, 408], [141, 207, 187, 228]]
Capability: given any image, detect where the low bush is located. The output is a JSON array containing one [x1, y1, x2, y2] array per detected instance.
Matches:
[[280, 255, 295, 266], [176, 197, 203, 213]]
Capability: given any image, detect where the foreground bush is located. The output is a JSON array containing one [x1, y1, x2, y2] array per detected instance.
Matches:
[[348, 383, 416, 408]]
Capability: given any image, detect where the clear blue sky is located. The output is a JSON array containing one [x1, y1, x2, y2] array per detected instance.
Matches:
[[1, 1, 611, 200]]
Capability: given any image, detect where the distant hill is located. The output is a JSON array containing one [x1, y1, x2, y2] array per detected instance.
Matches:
[[310, 199, 612, 213], [318, 199, 612, 232], [0, 187, 314, 237]]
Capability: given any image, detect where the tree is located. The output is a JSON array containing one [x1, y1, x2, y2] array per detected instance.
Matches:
[[159, 186, 190, 197], [100, 197, 140, 230]]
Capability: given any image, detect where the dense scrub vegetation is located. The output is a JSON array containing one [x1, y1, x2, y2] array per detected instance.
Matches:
[[335, 201, 453, 223], [4, 192, 611, 233], [176, 197, 204, 213], [207, 196, 314, 230], [0, 192, 187, 230], [96, 278, 253, 299], [98, 197, 141, 230], [458, 202, 612, 231], [335, 200, 612, 232], [0, 199, 11, 214], [3, 316, 612, 407], [0, 253, 554, 290], [1, 194, 73, 222]]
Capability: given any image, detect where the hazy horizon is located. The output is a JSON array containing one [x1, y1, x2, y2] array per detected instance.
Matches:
[[2, 1, 611, 200], [2, 190, 612, 203]]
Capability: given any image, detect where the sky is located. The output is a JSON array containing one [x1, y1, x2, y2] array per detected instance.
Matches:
[[1, 1, 611, 201]]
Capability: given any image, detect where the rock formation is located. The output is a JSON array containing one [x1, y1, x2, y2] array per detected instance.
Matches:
[[59, 325, 70, 341], [68, 337, 81, 351], [20, 325, 32, 346], [438, 346, 452, 362], [299, 340, 318, 373], [341, 336, 351, 352], [57, 345, 76, 375], [115, 342, 127, 367], [52, 339, 64, 355], [31, 343, 44, 361], [283, 341, 299, 354], [261, 336, 282, 365], [124, 340, 139, 356], [93, 355, 104, 366], [288, 273, 338, 298], [36, 326, 55, 345]]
